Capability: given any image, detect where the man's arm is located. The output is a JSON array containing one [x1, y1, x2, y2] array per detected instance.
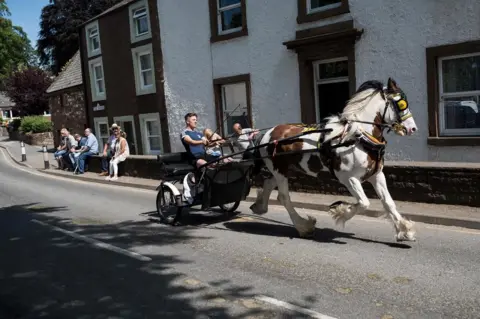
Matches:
[[182, 134, 206, 145]]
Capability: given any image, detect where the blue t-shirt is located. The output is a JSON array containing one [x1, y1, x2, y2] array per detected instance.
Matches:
[[181, 128, 205, 157]]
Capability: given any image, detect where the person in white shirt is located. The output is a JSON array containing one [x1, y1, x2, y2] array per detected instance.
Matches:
[[232, 123, 259, 158]]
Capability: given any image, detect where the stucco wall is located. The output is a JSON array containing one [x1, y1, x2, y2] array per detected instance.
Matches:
[[157, 0, 480, 161]]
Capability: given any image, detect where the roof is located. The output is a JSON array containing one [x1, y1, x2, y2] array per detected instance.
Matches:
[[81, 0, 137, 27], [46, 50, 83, 94], [0, 92, 15, 108]]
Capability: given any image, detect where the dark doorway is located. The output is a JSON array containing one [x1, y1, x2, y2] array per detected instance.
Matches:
[[316, 81, 350, 121]]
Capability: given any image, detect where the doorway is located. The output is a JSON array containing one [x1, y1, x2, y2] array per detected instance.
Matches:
[[113, 115, 137, 155], [313, 57, 351, 122]]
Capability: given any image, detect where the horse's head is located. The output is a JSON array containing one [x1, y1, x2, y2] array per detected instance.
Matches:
[[381, 78, 417, 136]]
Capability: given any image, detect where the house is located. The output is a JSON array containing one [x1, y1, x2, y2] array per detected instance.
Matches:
[[46, 50, 87, 146], [78, 0, 168, 155], [80, 0, 480, 162], [0, 92, 17, 124]]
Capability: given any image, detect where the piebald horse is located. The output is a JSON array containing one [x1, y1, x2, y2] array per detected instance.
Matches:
[[248, 78, 418, 242]]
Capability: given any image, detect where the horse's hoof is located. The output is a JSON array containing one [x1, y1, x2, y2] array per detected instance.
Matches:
[[250, 203, 267, 215], [298, 229, 315, 239], [329, 200, 345, 209]]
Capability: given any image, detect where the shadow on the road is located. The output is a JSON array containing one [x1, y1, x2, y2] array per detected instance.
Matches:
[[141, 208, 241, 227], [0, 203, 285, 318], [222, 220, 412, 249]]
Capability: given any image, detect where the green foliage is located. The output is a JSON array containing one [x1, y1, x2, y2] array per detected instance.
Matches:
[[5, 66, 53, 116], [37, 0, 124, 74], [8, 118, 21, 131], [19, 115, 52, 133], [0, 0, 36, 88]]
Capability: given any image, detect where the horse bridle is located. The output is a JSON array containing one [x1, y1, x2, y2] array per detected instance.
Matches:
[[379, 89, 412, 135]]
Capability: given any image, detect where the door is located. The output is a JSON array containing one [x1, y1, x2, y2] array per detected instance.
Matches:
[[114, 116, 137, 155]]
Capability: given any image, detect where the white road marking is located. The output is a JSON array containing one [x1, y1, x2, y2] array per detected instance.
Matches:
[[0, 148, 155, 194], [31, 219, 152, 262], [255, 295, 338, 319]]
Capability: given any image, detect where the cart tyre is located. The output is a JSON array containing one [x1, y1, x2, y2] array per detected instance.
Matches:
[[156, 185, 181, 223], [219, 201, 240, 213]]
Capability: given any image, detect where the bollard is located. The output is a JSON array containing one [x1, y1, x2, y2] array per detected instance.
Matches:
[[20, 141, 26, 162], [42, 144, 50, 169]]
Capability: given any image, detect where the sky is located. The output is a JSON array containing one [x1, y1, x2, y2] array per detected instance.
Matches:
[[6, 0, 51, 48]]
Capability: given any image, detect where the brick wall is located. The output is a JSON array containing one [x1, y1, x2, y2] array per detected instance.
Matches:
[[84, 156, 480, 207], [49, 88, 87, 146]]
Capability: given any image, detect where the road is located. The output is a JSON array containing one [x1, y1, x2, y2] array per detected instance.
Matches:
[[0, 148, 479, 319]]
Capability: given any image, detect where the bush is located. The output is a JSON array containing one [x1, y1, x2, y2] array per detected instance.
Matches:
[[19, 116, 52, 133], [8, 118, 21, 132]]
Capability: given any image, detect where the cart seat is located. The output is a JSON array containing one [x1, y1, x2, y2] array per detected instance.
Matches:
[[157, 151, 195, 178], [163, 163, 195, 177]]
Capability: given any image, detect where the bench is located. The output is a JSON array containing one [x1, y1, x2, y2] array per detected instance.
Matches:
[[157, 152, 195, 178]]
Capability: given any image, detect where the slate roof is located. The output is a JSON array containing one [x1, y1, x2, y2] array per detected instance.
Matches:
[[81, 0, 137, 27], [46, 50, 83, 94], [0, 92, 15, 108]]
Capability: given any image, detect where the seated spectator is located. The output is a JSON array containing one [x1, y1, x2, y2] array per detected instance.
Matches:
[[99, 123, 119, 177], [74, 128, 99, 175], [54, 129, 68, 169], [68, 133, 87, 168], [55, 128, 77, 169], [105, 128, 129, 181]]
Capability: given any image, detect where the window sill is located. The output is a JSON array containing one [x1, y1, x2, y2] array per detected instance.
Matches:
[[210, 28, 248, 43], [427, 136, 480, 146]]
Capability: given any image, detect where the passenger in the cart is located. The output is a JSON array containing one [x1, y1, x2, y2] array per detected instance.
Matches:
[[181, 112, 221, 168]]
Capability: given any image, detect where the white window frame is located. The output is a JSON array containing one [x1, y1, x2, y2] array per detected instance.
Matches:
[[88, 57, 106, 102], [307, 0, 342, 14], [128, 0, 151, 43], [139, 113, 163, 155], [220, 81, 249, 136], [312, 57, 349, 123], [438, 52, 480, 136], [113, 115, 138, 155], [131, 43, 156, 96], [93, 117, 109, 152], [85, 20, 101, 57], [216, 0, 242, 35]]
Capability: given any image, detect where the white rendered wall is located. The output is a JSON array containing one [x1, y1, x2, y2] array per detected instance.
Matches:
[[157, 0, 480, 162]]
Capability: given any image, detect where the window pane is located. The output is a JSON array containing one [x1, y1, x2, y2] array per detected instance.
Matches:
[[99, 123, 108, 136], [220, 7, 242, 31], [91, 37, 99, 50], [142, 70, 153, 86], [219, 0, 240, 8], [97, 79, 105, 93], [146, 120, 160, 136], [139, 54, 151, 70], [136, 16, 149, 34], [148, 136, 161, 151], [310, 0, 341, 9], [222, 82, 247, 112], [133, 7, 146, 17], [442, 55, 480, 93], [94, 65, 103, 79], [443, 96, 480, 130], [317, 60, 348, 80]]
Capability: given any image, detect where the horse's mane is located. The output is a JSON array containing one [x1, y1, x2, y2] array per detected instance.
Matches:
[[322, 80, 385, 143]]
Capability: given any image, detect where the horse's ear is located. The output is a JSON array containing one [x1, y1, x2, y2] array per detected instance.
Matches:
[[387, 77, 398, 90]]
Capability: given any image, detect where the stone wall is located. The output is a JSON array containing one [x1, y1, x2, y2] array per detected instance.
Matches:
[[21, 132, 54, 146], [49, 88, 87, 146], [84, 155, 480, 207]]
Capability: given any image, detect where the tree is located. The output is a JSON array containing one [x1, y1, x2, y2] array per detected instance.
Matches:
[[4, 67, 53, 116], [37, 0, 123, 74], [0, 0, 36, 89]]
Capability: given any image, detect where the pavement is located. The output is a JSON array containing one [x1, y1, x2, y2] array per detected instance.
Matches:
[[1, 136, 480, 231], [1, 140, 480, 318]]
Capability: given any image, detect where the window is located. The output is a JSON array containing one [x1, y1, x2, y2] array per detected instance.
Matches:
[[139, 113, 163, 155], [209, 0, 247, 42], [131, 44, 156, 95], [213, 74, 252, 137], [85, 20, 101, 57], [313, 57, 350, 122], [297, 0, 349, 24], [88, 57, 106, 101], [129, 0, 151, 43], [427, 40, 480, 145], [93, 117, 109, 152]]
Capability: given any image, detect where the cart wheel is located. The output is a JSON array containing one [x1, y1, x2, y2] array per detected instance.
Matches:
[[156, 186, 181, 224], [219, 201, 240, 213]]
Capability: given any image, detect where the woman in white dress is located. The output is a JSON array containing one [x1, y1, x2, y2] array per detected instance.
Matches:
[[105, 127, 130, 181]]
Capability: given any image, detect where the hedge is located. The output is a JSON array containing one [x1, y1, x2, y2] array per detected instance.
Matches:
[[19, 116, 52, 133]]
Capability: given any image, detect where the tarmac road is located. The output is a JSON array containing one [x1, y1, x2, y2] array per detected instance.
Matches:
[[0, 148, 479, 319]]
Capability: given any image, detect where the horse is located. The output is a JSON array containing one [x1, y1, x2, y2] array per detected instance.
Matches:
[[246, 78, 418, 242]]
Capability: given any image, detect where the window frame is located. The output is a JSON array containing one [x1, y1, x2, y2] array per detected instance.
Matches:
[[131, 43, 156, 96], [297, 0, 349, 24], [139, 113, 163, 155], [85, 20, 101, 57], [312, 57, 349, 123], [128, 0, 152, 43], [426, 40, 480, 146], [93, 116, 109, 152], [88, 57, 106, 102], [209, 0, 248, 43], [213, 74, 252, 137]]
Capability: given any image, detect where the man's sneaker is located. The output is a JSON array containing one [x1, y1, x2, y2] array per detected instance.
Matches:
[[99, 171, 109, 176]]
